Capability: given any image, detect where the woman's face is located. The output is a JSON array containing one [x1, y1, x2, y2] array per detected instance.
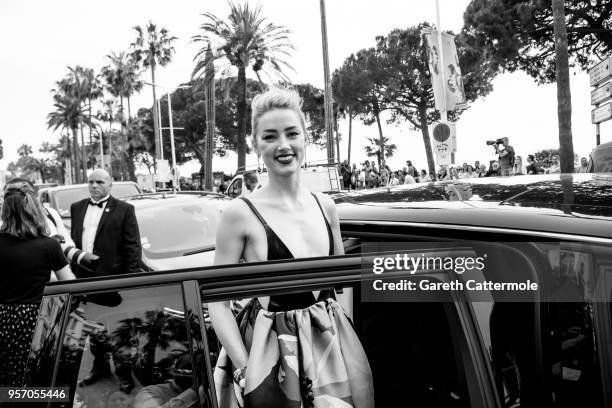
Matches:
[[254, 108, 305, 176]]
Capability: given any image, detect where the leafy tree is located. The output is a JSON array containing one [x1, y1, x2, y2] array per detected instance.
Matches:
[[192, 1, 295, 170], [129, 21, 177, 160], [333, 49, 392, 164], [47, 86, 87, 183], [463, 0, 612, 83], [292, 83, 328, 148], [346, 24, 495, 175], [364, 136, 397, 167], [0, 139, 3, 160]]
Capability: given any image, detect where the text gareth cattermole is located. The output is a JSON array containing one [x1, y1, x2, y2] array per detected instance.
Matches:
[[372, 254, 486, 275]]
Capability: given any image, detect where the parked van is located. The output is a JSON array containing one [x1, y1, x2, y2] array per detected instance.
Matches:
[[225, 164, 341, 198]]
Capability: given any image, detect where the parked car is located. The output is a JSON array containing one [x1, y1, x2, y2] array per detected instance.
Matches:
[[22, 173, 612, 408], [125, 191, 231, 271], [39, 181, 142, 228]]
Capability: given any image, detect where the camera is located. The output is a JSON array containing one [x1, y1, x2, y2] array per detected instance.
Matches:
[[486, 138, 504, 146]]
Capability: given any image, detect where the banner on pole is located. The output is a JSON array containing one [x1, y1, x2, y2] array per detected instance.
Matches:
[[423, 29, 467, 112]]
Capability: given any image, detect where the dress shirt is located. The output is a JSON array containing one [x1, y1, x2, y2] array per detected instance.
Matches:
[[81, 195, 110, 254]]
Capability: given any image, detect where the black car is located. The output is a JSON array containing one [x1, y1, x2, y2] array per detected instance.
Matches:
[[22, 174, 612, 408]]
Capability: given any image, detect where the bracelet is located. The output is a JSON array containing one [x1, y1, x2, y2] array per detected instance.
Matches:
[[233, 366, 247, 386]]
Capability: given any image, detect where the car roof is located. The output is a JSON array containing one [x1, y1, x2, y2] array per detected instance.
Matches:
[[335, 173, 612, 239], [125, 191, 230, 210]]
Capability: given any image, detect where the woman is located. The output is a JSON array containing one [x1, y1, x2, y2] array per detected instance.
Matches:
[[420, 169, 431, 182], [0, 181, 75, 386], [210, 88, 373, 408], [513, 155, 526, 175]]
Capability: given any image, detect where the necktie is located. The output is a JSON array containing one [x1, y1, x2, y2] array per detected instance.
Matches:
[[89, 199, 108, 208]]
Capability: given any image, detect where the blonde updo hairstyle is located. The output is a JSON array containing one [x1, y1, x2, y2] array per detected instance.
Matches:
[[250, 87, 307, 151]]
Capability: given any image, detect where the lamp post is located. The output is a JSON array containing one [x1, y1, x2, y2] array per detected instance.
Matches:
[[144, 81, 191, 188]]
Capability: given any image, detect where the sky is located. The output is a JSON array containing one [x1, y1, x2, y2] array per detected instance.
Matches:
[[1, 0, 610, 176]]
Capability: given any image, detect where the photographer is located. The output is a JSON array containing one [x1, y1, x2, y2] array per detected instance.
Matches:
[[487, 137, 515, 176]]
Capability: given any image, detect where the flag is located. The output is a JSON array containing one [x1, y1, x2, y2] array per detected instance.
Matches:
[[423, 29, 467, 112]]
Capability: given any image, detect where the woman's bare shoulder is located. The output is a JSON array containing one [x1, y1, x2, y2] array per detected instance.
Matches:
[[313, 192, 337, 213], [220, 198, 254, 224]]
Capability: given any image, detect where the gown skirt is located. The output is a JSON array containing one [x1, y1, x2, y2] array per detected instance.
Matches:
[[0, 303, 39, 386], [214, 298, 374, 408]]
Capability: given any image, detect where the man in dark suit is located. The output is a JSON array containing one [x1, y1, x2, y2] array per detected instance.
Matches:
[[70, 169, 142, 277], [70, 169, 142, 389]]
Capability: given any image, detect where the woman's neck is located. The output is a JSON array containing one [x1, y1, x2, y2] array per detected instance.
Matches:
[[265, 171, 305, 203]]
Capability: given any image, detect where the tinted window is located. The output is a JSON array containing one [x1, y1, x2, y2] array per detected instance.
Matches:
[[52, 285, 204, 408], [136, 200, 224, 258]]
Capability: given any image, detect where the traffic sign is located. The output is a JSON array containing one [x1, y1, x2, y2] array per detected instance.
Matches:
[[155, 159, 171, 182], [592, 102, 612, 124], [591, 82, 612, 105], [589, 56, 612, 87]]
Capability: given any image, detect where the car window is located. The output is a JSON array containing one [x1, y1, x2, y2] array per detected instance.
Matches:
[[54, 187, 90, 216], [113, 183, 141, 198], [136, 200, 224, 258], [47, 285, 205, 408], [201, 280, 475, 407], [24, 295, 70, 387], [344, 234, 612, 408], [227, 178, 242, 198]]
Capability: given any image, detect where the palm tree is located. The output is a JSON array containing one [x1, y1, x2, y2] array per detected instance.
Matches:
[[47, 91, 87, 183], [552, 0, 575, 173], [364, 136, 397, 167], [192, 1, 295, 170], [96, 99, 118, 178], [129, 22, 177, 161]]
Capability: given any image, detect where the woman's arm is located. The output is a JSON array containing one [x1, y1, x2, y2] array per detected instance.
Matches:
[[55, 264, 76, 281], [319, 194, 354, 319], [209, 202, 250, 369]]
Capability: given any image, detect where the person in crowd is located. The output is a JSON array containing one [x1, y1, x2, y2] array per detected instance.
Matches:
[[340, 159, 352, 189], [526, 154, 540, 175], [241, 172, 259, 197], [459, 165, 474, 179], [513, 155, 526, 175], [0, 181, 75, 386], [403, 170, 416, 184], [350, 166, 358, 190], [398, 169, 406, 184], [474, 160, 481, 172], [209, 88, 373, 407], [578, 157, 589, 173], [70, 169, 142, 278], [478, 164, 488, 177], [485, 161, 501, 177], [406, 160, 418, 178], [420, 169, 431, 182], [449, 166, 460, 180], [438, 166, 450, 180], [389, 171, 400, 186], [494, 137, 515, 176], [358, 167, 366, 189], [363, 160, 372, 188], [548, 155, 561, 174]]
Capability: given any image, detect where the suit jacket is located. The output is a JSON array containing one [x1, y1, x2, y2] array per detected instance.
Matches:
[[71, 195, 142, 277]]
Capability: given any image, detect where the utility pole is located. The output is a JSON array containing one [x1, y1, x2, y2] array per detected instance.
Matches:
[[320, 0, 335, 165]]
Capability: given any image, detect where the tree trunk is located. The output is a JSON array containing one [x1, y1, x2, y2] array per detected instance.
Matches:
[[151, 63, 161, 162], [72, 127, 80, 183], [108, 121, 113, 180], [237, 65, 247, 171], [347, 108, 353, 165], [88, 98, 93, 161], [126, 152, 137, 181], [373, 103, 384, 167], [334, 110, 340, 163], [120, 96, 126, 181], [80, 123, 87, 181], [419, 107, 436, 176], [552, 0, 575, 173]]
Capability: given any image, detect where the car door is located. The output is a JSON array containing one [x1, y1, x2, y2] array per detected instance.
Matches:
[[197, 253, 499, 408]]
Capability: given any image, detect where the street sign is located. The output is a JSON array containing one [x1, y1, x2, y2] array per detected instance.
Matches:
[[432, 122, 456, 153], [589, 55, 612, 87], [155, 159, 171, 182], [592, 102, 612, 124], [591, 82, 612, 105]]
